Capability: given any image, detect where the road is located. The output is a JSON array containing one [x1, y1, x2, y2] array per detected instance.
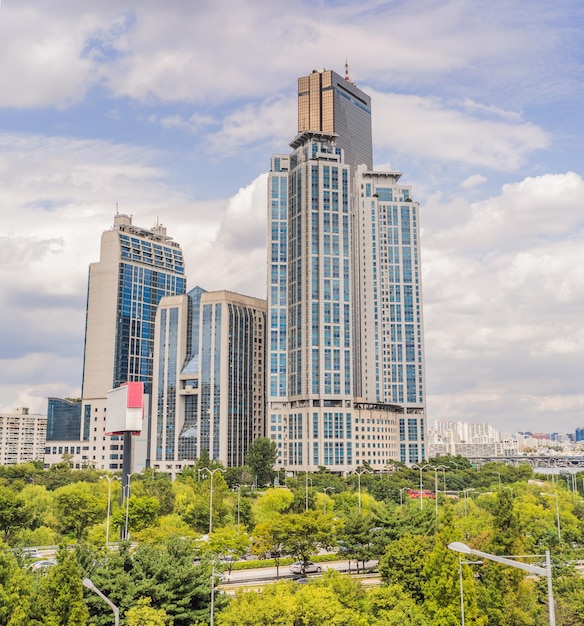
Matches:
[[219, 560, 379, 594]]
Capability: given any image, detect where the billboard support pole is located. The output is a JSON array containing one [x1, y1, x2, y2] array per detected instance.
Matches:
[[120, 430, 132, 539]]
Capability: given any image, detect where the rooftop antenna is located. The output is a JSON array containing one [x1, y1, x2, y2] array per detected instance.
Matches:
[[115, 202, 119, 215], [344, 59, 350, 81]]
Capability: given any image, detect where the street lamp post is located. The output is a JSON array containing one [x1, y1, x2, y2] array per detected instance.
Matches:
[[462, 488, 475, 518], [491, 471, 502, 489], [99, 475, 120, 549], [457, 557, 483, 626], [541, 492, 561, 541], [83, 578, 119, 626], [355, 468, 372, 509], [441, 466, 448, 492], [411, 464, 431, 510], [201, 467, 226, 534], [399, 486, 409, 508], [234, 484, 241, 531], [124, 472, 140, 541], [323, 487, 335, 514], [430, 465, 446, 517], [209, 565, 223, 626], [305, 472, 313, 512], [448, 542, 556, 626]]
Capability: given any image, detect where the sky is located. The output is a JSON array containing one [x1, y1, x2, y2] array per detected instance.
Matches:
[[0, 0, 583, 435]]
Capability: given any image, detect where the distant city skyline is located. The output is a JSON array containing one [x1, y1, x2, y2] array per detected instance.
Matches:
[[0, 1, 583, 434]]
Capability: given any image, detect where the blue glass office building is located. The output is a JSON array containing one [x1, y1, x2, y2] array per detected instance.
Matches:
[[151, 289, 266, 473], [80, 213, 186, 471], [46, 397, 82, 441]]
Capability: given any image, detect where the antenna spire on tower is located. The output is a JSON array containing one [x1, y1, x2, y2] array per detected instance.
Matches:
[[344, 59, 350, 81]]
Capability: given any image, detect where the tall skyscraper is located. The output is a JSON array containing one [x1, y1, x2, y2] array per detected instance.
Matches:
[[297, 68, 373, 173], [354, 166, 426, 464], [151, 289, 266, 475], [80, 213, 186, 471], [267, 68, 426, 472]]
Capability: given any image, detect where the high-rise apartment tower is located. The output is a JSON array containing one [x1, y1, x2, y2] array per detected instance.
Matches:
[[267, 68, 426, 472]]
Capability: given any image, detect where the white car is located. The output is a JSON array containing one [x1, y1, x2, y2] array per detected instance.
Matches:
[[31, 559, 57, 571], [289, 561, 321, 575]]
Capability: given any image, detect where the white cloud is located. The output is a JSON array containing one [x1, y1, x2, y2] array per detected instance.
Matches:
[[150, 113, 216, 133], [461, 174, 488, 189], [460, 98, 522, 122], [0, 5, 104, 107], [371, 91, 549, 170], [423, 172, 584, 431], [0, 132, 233, 410], [428, 172, 584, 251], [206, 98, 295, 157], [185, 174, 268, 298]]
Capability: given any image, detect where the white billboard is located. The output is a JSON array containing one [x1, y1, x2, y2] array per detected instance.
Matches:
[[105, 382, 144, 435]]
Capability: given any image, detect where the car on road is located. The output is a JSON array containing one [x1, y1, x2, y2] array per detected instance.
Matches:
[[23, 548, 41, 559], [30, 559, 57, 571], [289, 561, 321, 575]]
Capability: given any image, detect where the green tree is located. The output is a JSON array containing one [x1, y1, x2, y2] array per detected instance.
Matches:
[[37, 551, 89, 626], [366, 585, 428, 626], [216, 572, 368, 626], [477, 489, 540, 625], [280, 511, 337, 569], [193, 450, 224, 473], [0, 546, 38, 625], [126, 597, 171, 626], [379, 534, 431, 601], [135, 514, 199, 545], [252, 488, 294, 524], [182, 473, 230, 532], [202, 526, 250, 575], [423, 507, 486, 626], [251, 517, 288, 577], [82, 539, 224, 626], [0, 488, 30, 543], [339, 511, 376, 572], [137, 470, 175, 516], [112, 496, 160, 533], [53, 483, 105, 541], [245, 438, 278, 487]]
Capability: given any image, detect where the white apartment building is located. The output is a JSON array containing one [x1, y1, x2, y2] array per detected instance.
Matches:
[[0, 408, 46, 465]]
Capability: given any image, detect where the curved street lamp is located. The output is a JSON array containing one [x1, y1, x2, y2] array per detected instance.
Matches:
[[354, 468, 372, 509], [411, 464, 432, 510], [124, 472, 140, 540], [323, 486, 335, 514], [541, 492, 561, 541], [201, 467, 226, 533], [99, 475, 120, 549], [83, 578, 119, 626], [429, 465, 447, 517], [448, 542, 556, 626]]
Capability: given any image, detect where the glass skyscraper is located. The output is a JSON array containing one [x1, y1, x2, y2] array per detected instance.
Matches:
[[79, 213, 186, 471], [151, 289, 266, 475], [268, 68, 427, 471]]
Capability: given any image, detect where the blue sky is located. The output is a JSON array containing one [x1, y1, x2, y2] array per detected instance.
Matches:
[[0, 0, 583, 435]]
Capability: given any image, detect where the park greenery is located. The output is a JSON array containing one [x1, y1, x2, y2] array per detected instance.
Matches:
[[1, 452, 584, 623]]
